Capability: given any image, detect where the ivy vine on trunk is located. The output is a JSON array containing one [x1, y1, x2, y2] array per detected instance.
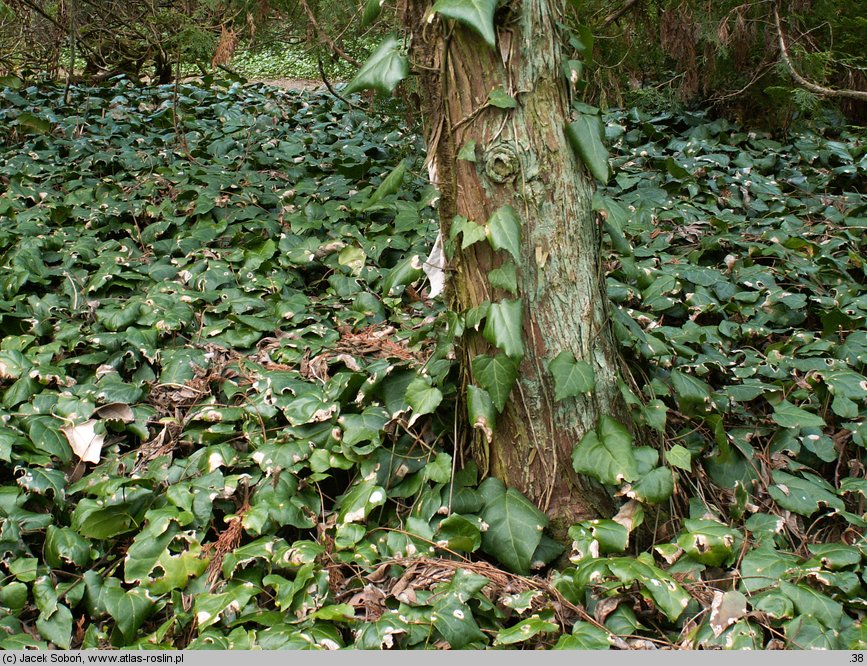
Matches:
[[387, 0, 628, 530]]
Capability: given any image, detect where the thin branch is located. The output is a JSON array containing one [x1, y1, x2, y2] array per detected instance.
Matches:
[[316, 57, 360, 109], [598, 0, 641, 30], [297, 0, 360, 67], [707, 60, 775, 104], [773, 3, 867, 102]]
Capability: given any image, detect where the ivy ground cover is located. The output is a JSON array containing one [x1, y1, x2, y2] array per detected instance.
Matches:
[[0, 80, 866, 649]]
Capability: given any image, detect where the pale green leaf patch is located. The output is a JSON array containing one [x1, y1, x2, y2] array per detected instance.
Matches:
[[483, 298, 524, 359], [486, 205, 522, 262], [548, 351, 595, 400], [472, 354, 519, 412]]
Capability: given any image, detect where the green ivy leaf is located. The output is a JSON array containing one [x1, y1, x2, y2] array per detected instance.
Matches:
[[628, 466, 674, 504], [739, 547, 800, 593], [752, 591, 794, 620], [431, 0, 498, 47], [548, 351, 595, 400], [566, 112, 610, 183], [771, 399, 826, 429], [780, 581, 844, 629], [467, 384, 496, 443], [361, 0, 384, 26], [192, 583, 257, 632], [405, 376, 443, 423], [36, 603, 72, 649], [677, 518, 741, 566], [124, 524, 176, 584], [670, 369, 713, 414], [149, 549, 208, 595], [336, 480, 387, 524], [479, 478, 547, 574], [339, 407, 389, 447], [486, 205, 522, 262], [568, 519, 629, 554], [44, 525, 91, 569], [487, 87, 517, 109], [483, 298, 524, 359], [494, 614, 559, 645], [784, 615, 840, 649], [8, 558, 38, 583], [607, 557, 690, 622], [432, 597, 486, 648], [553, 622, 612, 650], [345, 35, 409, 95], [435, 513, 482, 552], [17, 467, 67, 502], [382, 254, 423, 296], [642, 399, 668, 432], [665, 444, 692, 471], [26, 415, 72, 463], [16, 112, 52, 134], [457, 140, 477, 162], [488, 262, 518, 295], [451, 214, 487, 250], [768, 470, 844, 516], [0, 581, 27, 612], [103, 583, 155, 642], [422, 452, 453, 484], [807, 543, 862, 570], [572, 415, 637, 485], [0, 349, 30, 379], [363, 159, 407, 210]]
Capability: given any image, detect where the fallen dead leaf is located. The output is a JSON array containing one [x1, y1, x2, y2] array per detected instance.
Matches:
[[61, 419, 105, 464]]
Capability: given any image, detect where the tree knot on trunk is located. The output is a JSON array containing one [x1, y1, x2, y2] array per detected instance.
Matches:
[[484, 144, 520, 183]]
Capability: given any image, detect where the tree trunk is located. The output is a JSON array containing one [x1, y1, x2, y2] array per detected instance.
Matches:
[[406, 0, 625, 530]]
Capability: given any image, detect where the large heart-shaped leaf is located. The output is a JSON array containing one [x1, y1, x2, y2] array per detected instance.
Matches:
[[103, 583, 155, 641], [780, 581, 844, 629], [483, 298, 524, 359], [739, 547, 800, 593], [471, 353, 519, 412], [572, 416, 637, 485], [769, 470, 844, 516], [548, 351, 595, 400], [627, 466, 674, 504], [486, 205, 521, 261], [677, 518, 741, 566], [345, 35, 409, 95], [479, 478, 547, 573], [431, 0, 498, 47]]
